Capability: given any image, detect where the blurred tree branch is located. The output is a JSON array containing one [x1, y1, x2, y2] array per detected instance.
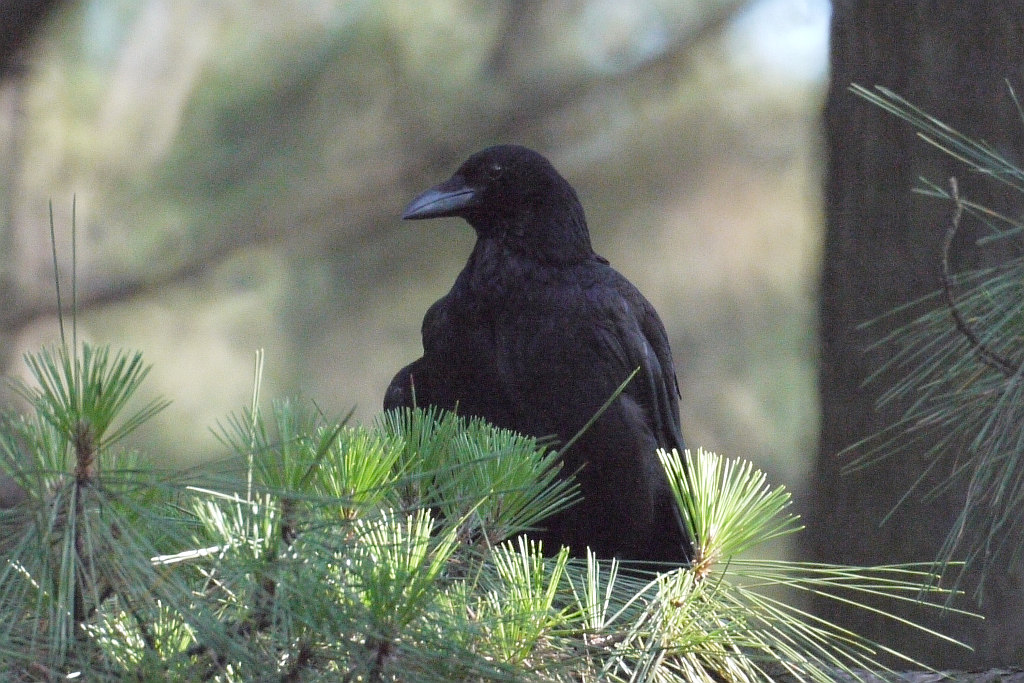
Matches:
[[1, 0, 751, 355], [0, 0, 66, 375]]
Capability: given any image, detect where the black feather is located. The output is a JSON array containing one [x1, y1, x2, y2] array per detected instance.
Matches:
[[386, 145, 690, 564]]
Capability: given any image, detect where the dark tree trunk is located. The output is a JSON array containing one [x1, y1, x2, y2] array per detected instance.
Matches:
[[805, 1, 1024, 668], [0, 0, 63, 77]]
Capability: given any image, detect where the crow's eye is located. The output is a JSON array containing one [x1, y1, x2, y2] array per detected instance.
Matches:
[[485, 163, 503, 180]]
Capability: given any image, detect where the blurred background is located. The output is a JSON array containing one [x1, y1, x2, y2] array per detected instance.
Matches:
[[0, 0, 828, 513]]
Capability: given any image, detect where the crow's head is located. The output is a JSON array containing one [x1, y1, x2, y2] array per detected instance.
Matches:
[[402, 145, 594, 264]]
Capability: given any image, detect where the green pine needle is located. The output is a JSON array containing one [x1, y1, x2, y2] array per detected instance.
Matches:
[[660, 447, 802, 578], [846, 83, 1024, 594]]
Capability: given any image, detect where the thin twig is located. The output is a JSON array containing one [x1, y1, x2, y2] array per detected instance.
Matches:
[[941, 177, 1019, 378]]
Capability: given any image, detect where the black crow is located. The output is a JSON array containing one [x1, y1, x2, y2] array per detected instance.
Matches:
[[385, 145, 690, 564]]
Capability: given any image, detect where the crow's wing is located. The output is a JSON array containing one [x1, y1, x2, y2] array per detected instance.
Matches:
[[593, 270, 685, 456]]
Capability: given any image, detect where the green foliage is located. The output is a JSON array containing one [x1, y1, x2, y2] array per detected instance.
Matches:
[[0, 342, 231, 677], [16, 343, 170, 454], [0, 343, 971, 680], [848, 84, 1024, 594], [661, 448, 801, 578], [482, 538, 571, 664], [375, 406, 577, 550]]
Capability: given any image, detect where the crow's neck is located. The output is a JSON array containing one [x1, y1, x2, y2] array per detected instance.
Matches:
[[470, 206, 594, 267], [461, 233, 593, 307]]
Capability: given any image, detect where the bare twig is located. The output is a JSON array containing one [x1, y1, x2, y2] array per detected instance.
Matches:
[[941, 176, 1019, 378]]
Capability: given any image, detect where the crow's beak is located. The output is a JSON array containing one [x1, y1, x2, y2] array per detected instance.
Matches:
[[402, 176, 477, 220]]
